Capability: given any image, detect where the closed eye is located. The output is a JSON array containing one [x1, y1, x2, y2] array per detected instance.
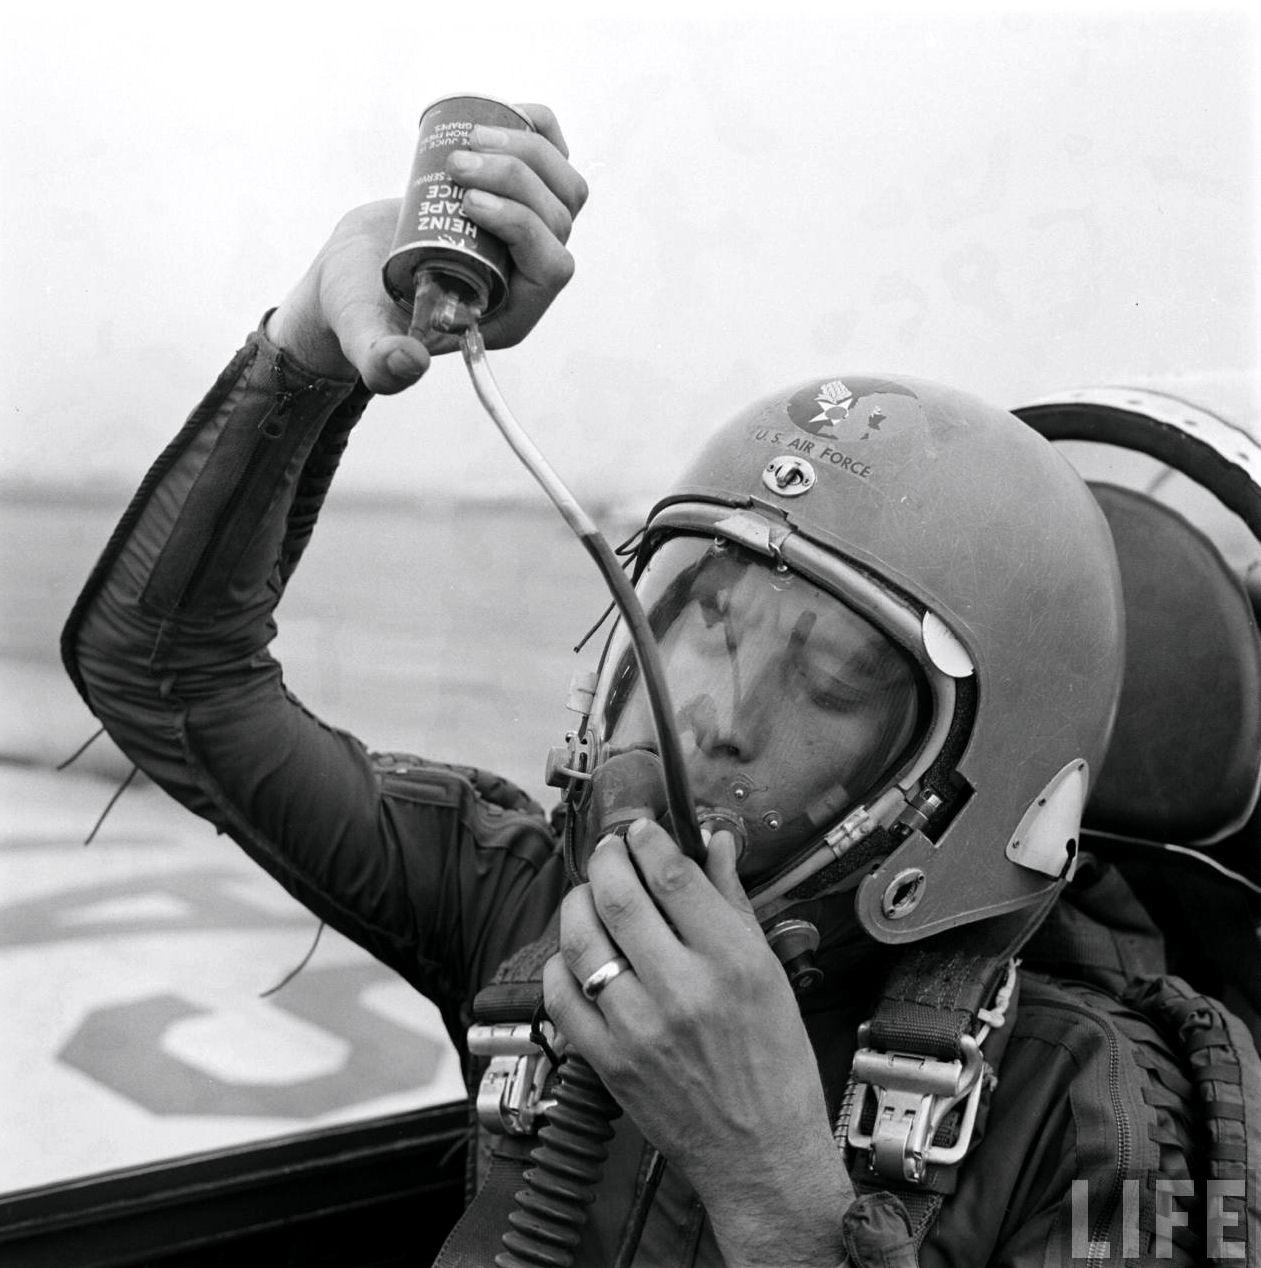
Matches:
[[794, 663, 871, 712]]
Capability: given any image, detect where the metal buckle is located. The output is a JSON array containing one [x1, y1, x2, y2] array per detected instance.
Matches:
[[468, 1022, 560, 1137], [845, 1030, 985, 1183]]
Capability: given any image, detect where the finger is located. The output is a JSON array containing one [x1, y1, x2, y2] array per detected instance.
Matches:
[[543, 952, 609, 1058], [447, 149, 574, 244], [512, 102, 570, 158], [469, 122, 588, 217], [585, 832, 684, 986], [703, 829, 758, 921], [460, 189, 576, 288], [624, 818, 756, 954], [558, 884, 642, 1007], [458, 193, 576, 348]]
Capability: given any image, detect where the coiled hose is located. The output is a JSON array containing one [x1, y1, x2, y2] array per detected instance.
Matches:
[[495, 1055, 621, 1268]]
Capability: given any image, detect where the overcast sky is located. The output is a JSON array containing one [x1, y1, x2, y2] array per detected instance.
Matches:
[[2, 3, 1257, 502]]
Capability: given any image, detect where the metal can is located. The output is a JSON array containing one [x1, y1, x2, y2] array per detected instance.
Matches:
[[383, 95, 534, 322]]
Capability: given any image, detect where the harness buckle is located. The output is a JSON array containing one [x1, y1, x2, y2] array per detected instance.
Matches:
[[468, 1022, 560, 1137], [845, 1030, 986, 1183]]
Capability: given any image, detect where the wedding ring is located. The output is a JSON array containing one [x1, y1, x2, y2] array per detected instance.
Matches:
[[581, 955, 632, 1001]]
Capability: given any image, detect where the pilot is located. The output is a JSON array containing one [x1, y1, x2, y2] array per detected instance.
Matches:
[[63, 103, 1207, 1266]]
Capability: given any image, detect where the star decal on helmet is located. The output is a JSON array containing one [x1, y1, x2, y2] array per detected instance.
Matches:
[[789, 377, 919, 441], [808, 380, 859, 429]]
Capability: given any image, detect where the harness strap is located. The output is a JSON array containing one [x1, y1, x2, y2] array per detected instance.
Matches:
[[432, 1136, 538, 1268], [896, 1189, 945, 1244], [842, 899, 1051, 1194], [473, 913, 559, 1025], [432, 922, 563, 1265], [866, 903, 1044, 1058]]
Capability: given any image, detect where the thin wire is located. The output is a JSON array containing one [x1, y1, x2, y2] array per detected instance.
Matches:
[[1086, 830, 1261, 898], [259, 921, 326, 998], [573, 599, 616, 654], [575, 532, 643, 652], [1159, 843, 1261, 898], [82, 765, 139, 845], [615, 526, 647, 557], [612, 1148, 667, 1268], [1144, 467, 1177, 496], [57, 727, 105, 771]]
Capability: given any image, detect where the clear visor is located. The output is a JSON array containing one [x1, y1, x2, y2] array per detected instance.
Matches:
[[592, 536, 926, 884]]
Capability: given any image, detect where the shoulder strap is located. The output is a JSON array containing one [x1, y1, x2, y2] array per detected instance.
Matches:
[[839, 900, 1048, 1196], [471, 916, 560, 1025], [431, 1134, 539, 1268], [433, 920, 562, 1268]]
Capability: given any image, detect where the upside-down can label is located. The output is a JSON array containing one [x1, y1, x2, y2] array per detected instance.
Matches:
[[383, 95, 534, 320]]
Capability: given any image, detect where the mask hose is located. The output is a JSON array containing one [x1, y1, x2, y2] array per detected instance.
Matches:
[[460, 325, 704, 864], [495, 1055, 620, 1268], [459, 325, 685, 1267], [495, 1053, 666, 1268]]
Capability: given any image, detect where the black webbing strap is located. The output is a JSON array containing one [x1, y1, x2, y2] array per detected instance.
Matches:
[[864, 903, 1048, 1060], [433, 923, 561, 1267], [431, 1136, 537, 1268], [899, 1189, 946, 1255], [473, 916, 559, 1025]]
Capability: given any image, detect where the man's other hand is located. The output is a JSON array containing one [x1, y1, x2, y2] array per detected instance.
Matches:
[[545, 819, 855, 1268]]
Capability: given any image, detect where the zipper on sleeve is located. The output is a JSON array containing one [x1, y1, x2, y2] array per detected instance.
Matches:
[[174, 397, 293, 611]]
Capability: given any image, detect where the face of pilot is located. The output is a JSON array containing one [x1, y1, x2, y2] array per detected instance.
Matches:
[[596, 537, 923, 886]]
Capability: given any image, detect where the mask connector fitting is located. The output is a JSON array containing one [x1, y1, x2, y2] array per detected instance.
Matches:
[[765, 918, 823, 995]]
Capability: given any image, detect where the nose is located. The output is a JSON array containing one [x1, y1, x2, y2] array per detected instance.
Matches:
[[681, 693, 744, 759], [679, 663, 779, 762]]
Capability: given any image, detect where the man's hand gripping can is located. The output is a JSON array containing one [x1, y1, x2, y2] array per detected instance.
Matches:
[[383, 95, 534, 327]]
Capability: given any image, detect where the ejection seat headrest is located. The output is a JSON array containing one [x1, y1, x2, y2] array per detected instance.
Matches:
[[1014, 388, 1261, 849], [1084, 484, 1260, 844]]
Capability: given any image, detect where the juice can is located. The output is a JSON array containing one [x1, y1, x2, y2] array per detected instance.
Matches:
[[383, 95, 534, 321]]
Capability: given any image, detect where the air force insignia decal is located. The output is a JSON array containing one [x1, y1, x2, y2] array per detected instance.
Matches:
[[787, 377, 919, 441]]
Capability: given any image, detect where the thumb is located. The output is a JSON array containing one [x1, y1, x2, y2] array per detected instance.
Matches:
[[332, 300, 432, 395], [306, 199, 434, 395]]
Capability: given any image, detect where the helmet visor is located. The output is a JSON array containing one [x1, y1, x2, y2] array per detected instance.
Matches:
[[592, 535, 927, 884]]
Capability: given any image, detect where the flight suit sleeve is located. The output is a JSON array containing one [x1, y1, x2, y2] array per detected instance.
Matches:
[[62, 323, 564, 1028]]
